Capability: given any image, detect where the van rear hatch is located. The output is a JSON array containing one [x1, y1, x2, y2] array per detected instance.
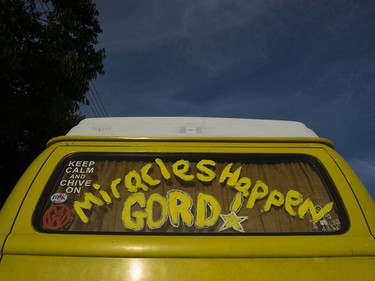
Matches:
[[0, 137, 374, 280]]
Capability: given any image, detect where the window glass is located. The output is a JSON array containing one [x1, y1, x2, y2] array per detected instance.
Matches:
[[34, 153, 346, 234]]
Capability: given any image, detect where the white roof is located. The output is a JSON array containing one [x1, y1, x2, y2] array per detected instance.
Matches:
[[66, 117, 318, 137]]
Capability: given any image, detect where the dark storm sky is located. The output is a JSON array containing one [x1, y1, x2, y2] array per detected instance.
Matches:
[[86, 0, 375, 198]]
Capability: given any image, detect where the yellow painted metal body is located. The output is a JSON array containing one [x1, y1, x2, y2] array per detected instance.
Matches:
[[1, 137, 374, 280]]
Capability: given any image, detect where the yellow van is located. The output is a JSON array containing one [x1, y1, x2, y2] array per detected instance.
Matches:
[[0, 117, 374, 280]]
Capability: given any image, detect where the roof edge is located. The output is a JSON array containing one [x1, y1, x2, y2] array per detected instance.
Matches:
[[47, 136, 334, 148]]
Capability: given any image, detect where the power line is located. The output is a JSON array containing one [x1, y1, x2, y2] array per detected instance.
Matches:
[[88, 84, 106, 117], [86, 90, 99, 117], [90, 81, 109, 116], [88, 87, 102, 117], [87, 87, 101, 117], [86, 82, 108, 117]]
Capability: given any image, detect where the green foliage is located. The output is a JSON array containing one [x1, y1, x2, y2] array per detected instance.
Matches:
[[0, 0, 105, 205]]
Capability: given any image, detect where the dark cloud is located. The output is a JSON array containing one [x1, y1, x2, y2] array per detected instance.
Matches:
[[90, 0, 375, 198]]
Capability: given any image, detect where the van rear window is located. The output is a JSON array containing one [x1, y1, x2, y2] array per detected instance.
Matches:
[[34, 153, 346, 234]]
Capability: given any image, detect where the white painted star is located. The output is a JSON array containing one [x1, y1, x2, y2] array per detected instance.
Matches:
[[219, 212, 248, 233]]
